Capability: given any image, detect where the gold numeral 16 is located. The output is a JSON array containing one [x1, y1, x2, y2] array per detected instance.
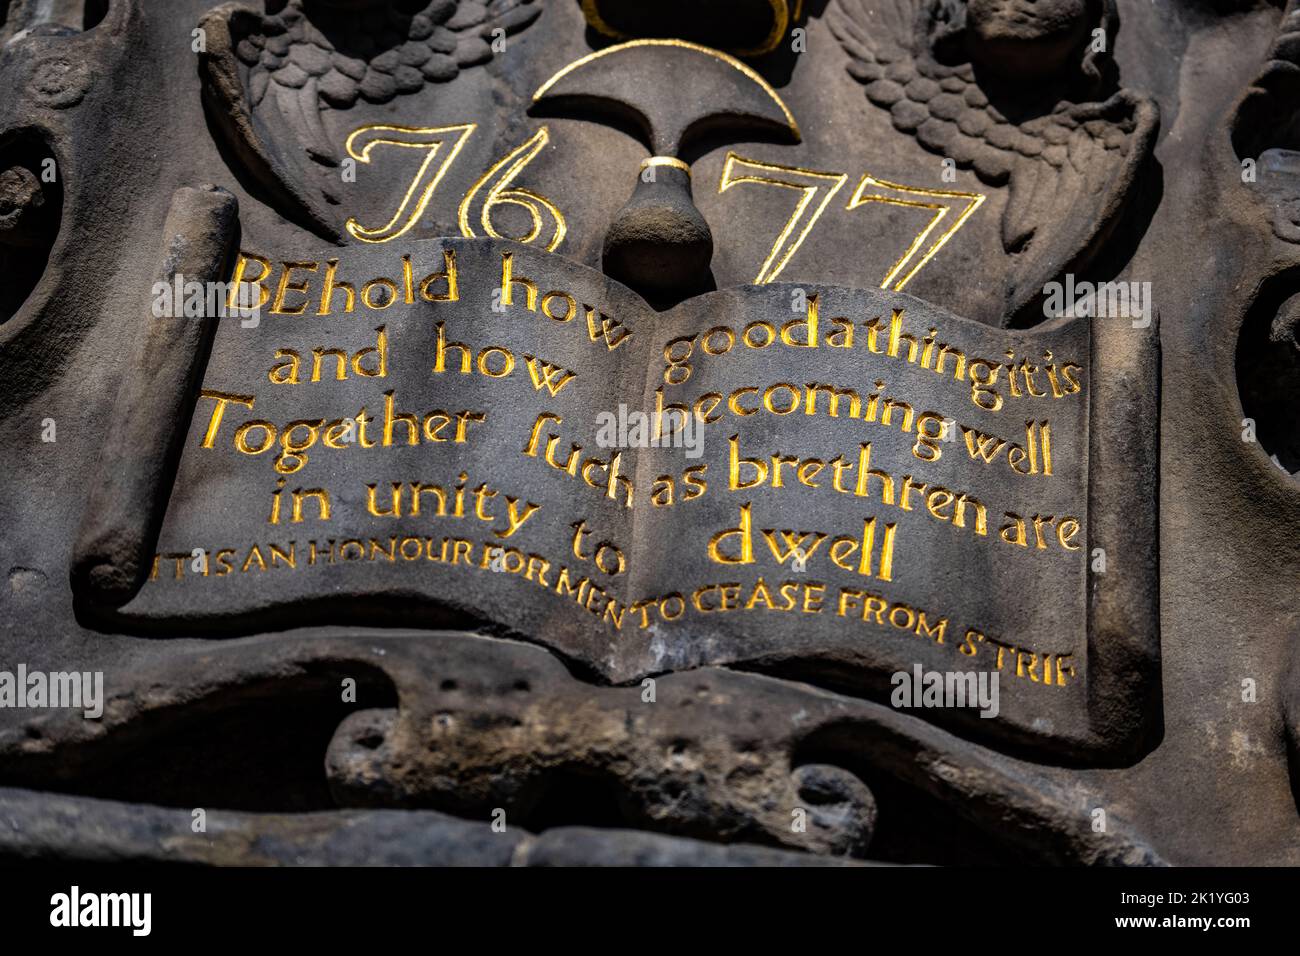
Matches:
[[343, 123, 566, 250]]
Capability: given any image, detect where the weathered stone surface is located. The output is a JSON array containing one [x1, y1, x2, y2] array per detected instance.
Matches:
[[0, 786, 874, 866], [0, 632, 1164, 864]]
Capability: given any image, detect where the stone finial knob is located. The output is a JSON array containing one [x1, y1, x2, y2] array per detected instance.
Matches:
[[602, 157, 713, 296], [529, 40, 799, 298]]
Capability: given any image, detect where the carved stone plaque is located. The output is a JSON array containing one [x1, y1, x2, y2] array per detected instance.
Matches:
[[0, 0, 1296, 870]]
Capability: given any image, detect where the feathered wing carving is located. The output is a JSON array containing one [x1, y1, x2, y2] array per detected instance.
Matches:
[[199, 0, 542, 240], [201, 3, 336, 239], [828, 0, 1158, 325]]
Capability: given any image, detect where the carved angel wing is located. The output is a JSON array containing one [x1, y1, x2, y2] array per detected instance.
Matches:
[[829, 0, 1158, 325], [199, 0, 541, 240]]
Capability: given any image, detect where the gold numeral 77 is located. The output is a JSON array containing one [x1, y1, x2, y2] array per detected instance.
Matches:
[[719, 152, 985, 289], [718, 152, 848, 284], [846, 173, 985, 291]]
